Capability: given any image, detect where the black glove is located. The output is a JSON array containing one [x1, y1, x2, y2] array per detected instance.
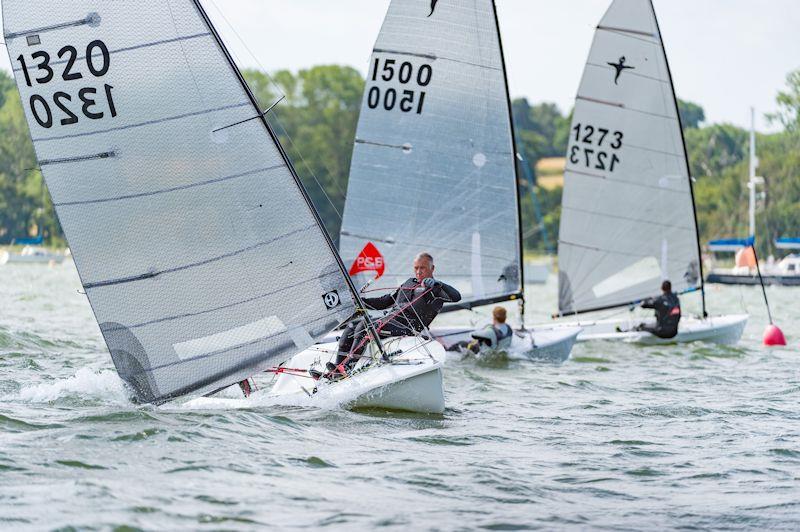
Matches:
[[422, 277, 440, 289]]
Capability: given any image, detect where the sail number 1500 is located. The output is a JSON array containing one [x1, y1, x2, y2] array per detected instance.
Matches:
[[16, 39, 118, 129], [366, 58, 433, 115]]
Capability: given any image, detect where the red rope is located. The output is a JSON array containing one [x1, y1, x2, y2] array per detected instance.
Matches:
[[264, 367, 314, 378], [335, 283, 434, 374]]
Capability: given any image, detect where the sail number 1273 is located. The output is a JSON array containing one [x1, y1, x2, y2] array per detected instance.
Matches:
[[568, 123, 622, 173], [16, 39, 118, 129]]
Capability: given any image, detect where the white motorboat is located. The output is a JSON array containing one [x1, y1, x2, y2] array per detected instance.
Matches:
[[0, 246, 65, 265]]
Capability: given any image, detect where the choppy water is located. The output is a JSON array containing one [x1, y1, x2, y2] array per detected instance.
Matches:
[[1, 261, 798, 530]]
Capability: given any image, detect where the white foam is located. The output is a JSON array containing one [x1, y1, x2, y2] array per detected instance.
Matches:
[[17, 368, 128, 404]]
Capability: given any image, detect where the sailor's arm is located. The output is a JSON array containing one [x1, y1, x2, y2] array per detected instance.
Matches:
[[362, 292, 395, 310], [435, 281, 461, 303], [640, 297, 656, 309]]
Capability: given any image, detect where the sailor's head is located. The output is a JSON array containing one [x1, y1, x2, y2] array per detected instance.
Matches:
[[413, 252, 435, 281], [492, 306, 507, 325], [662, 279, 672, 293]]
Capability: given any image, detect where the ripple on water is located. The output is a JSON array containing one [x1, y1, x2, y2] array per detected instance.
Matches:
[[769, 448, 800, 459], [290, 456, 336, 468], [0, 413, 64, 433], [54, 460, 108, 470]]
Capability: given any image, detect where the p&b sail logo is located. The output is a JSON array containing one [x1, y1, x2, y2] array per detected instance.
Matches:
[[349, 242, 386, 280], [322, 290, 341, 310], [428, 0, 439, 17]]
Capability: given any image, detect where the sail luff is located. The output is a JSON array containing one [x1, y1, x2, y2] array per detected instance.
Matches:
[[491, 0, 527, 318], [645, 0, 707, 317]]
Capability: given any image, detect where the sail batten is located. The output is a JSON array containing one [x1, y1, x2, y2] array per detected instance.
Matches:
[[5, 0, 360, 403], [557, 0, 702, 316], [341, 0, 522, 309]]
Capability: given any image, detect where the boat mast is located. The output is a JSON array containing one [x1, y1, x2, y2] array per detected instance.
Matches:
[[492, 0, 527, 324], [748, 107, 763, 240], [648, 0, 707, 317], [191, 0, 386, 357]]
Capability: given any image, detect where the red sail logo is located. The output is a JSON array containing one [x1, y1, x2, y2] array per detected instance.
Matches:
[[349, 242, 385, 280]]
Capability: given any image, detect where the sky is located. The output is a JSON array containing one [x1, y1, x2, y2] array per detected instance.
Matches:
[[1, 0, 798, 132]]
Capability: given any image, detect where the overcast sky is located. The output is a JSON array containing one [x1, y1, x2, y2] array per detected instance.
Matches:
[[2, 1, 798, 132]]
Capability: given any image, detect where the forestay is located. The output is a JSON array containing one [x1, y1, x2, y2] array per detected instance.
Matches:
[[340, 0, 522, 310], [557, 0, 702, 315], [3, 0, 358, 403]]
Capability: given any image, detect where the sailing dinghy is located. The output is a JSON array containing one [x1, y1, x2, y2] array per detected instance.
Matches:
[[541, 0, 747, 344], [339, 0, 580, 363], [5, 0, 445, 413]]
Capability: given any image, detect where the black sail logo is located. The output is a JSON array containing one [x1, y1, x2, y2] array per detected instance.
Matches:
[[428, 0, 439, 17], [322, 290, 341, 309], [607, 56, 635, 85]]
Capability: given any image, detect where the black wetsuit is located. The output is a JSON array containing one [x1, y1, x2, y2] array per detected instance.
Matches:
[[338, 277, 461, 358], [637, 292, 681, 339]]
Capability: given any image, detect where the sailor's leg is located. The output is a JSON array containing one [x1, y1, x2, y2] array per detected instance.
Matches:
[[336, 322, 358, 365], [334, 320, 370, 367], [653, 326, 678, 339]]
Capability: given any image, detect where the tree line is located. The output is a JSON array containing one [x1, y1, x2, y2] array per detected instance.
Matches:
[[0, 65, 798, 257]]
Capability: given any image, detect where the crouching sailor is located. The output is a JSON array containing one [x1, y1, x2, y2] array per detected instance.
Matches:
[[449, 306, 514, 355], [634, 280, 681, 339], [313, 252, 461, 380]]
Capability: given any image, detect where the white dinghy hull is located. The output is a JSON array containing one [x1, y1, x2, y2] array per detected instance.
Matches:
[[433, 326, 582, 364], [540, 314, 748, 346], [269, 337, 446, 414]]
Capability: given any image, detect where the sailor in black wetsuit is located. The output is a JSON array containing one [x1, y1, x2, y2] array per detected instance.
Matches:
[[634, 280, 681, 339], [325, 252, 460, 376]]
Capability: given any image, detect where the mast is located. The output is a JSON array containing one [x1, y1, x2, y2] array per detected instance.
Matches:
[[648, 0, 707, 317], [748, 107, 757, 239], [191, 0, 386, 356], [492, 0, 527, 323]]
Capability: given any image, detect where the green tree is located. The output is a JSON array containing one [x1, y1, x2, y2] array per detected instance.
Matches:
[[244, 65, 364, 241], [0, 70, 58, 245], [767, 69, 800, 132], [678, 98, 705, 129]]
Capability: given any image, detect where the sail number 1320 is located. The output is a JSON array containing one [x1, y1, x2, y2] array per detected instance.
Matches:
[[16, 39, 117, 129]]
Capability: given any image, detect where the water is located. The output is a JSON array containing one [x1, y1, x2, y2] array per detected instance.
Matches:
[[1, 261, 798, 530]]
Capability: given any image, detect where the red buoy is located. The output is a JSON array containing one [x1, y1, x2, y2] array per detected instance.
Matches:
[[763, 324, 787, 346]]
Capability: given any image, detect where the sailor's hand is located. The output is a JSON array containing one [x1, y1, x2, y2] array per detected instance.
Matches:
[[422, 277, 440, 289]]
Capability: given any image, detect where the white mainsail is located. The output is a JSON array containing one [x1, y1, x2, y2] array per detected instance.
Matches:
[[3, 1, 361, 403], [557, 0, 703, 315], [340, 0, 522, 310]]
